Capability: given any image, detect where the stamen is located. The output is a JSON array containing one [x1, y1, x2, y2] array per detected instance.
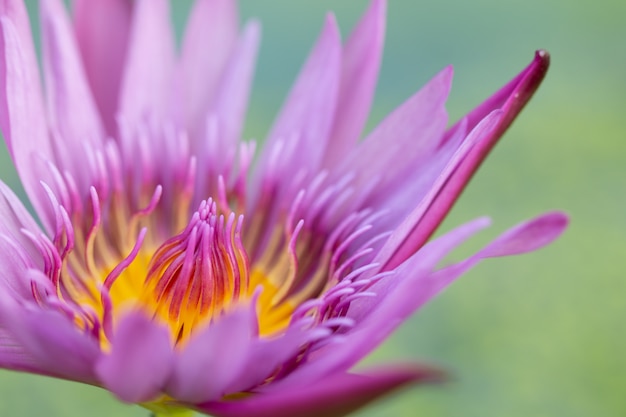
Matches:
[[143, 200, 250, 338], [84, 187, 102, 275], [103, 228, 147, 290]]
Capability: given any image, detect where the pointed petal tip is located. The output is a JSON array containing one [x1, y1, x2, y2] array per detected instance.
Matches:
[[365, 0, 387, 21], [484, 211, 569, 259], [370, 362, 449, 385], [242, 18, 262, 40], [323, 12, 340, 38], [440, 64, 454, 84], [200, 364, 447, 417], [535, 49, 550, 68], [505, 49, 551, 117]]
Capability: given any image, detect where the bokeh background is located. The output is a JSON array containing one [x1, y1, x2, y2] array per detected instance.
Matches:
[[1, 0, 624, 416]]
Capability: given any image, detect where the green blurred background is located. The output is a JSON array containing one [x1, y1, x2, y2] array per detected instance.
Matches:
[[1, 0, 625, 416]]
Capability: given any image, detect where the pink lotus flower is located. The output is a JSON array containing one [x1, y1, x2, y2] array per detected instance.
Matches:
[[0, 0, 567, 416]]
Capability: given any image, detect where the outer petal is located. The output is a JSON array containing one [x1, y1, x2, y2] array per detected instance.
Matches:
[[0, 180, 45, 272], [118, 0, 175, 126], [166, 308, 255, 403], [378, 51, 551, 270], [0, 329, 40, 374], [0, 293, 100, 383], [95, 310, 173, 403], [40, 0, 104, 173], [373, 110, 502, 270], [255, 14, 341, 194], [0, 12, 55, 229], [195, 21, 260, 197], [73, 0, 133, 135], [325, 66, 451, 223], [200, 366, 435, 417], [0, 230, 48, 375], [324, 0, 386, 167], [225, 323, 332, 394], [176, 0, 238, 131], [270, 213, 567, 388], [445, 50, 550, 144]]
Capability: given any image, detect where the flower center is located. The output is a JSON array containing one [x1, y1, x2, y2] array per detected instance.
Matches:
[[58, 195, 299, 347], [139, 199, 249, 342]]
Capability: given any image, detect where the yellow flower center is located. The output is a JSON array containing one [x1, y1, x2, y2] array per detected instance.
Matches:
[[63, 198, 297, 347]]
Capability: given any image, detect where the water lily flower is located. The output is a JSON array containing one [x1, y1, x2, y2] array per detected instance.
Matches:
[[0, 0, 567, 416]]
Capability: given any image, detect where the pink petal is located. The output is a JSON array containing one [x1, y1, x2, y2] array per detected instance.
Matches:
[[0, 11, 55, 229], [380, 51, 551, 270], [373, 110, 502, 271], [364, 116, 469, 236], [0, 294, 100, 383], [438, 211, 569, 269], [200, 366, 436, 417], [95, 310, 173, 403], [209, 20, 260, 150], [268, 218, 491, 389], [324, 0, 386, 167], [195, 20, 260, 196], [40, 0, 104, 161], [225, 324, 330, 394], [325, 66, 451, 223], [166, 308, 256, 403], [0, 180, 45, 269], [0, 0, 35, 52], [176, 0, 239, 131], [327, 213, 565, 384], [0, 329, 41, 374], [73, 0, 132, 135], [255, 13, 341, 189], [445, 50, 550, 144], [118, 0, 175, 126], [0, 180, 46, 297]]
